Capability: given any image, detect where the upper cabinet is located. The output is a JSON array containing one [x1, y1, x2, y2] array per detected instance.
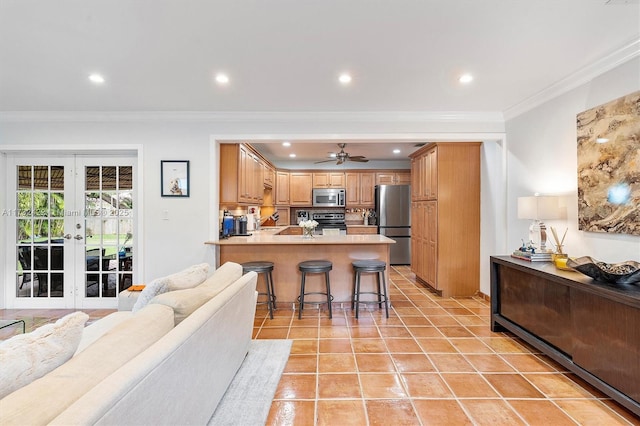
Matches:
[[220, 144, 265, 205], [376, 171, 411, 185], [289, 172, 313, 206], [275, 171, 290, 205], [312, 172, 345, 188], [411, 146, 437, 200], [346, 172, 375, 207]]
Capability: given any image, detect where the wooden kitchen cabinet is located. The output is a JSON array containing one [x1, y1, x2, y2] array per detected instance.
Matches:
[[409, 142, 480, 297], [275, 171, 290, 205], [220, 143, 264, 205], [289, 172, 313, 206], [263, 163, 274, 188], [375, 171, 411, 185], [345, 172, 375, 207], [346, 226, 378, 235], [312, 172, 345, 188]]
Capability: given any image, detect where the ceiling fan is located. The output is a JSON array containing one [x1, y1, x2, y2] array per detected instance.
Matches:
[[315, 143, 369, 165]]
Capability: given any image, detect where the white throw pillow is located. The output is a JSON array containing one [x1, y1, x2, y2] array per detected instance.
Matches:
[[131, 277, 170, 313], [149, 285, 220, 325], [164, 262, 210, 291], [0, 311, 89, 399]]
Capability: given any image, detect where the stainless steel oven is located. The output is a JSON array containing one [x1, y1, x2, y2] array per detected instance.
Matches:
[[312, 188, 346, 207]]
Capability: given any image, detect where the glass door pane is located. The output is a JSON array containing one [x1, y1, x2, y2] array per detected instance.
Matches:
[[14, 164, 69, 302], [81, 162, 135, 304]]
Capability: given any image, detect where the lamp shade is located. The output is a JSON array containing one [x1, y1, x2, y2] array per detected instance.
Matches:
[[517, 196, 564, 220]]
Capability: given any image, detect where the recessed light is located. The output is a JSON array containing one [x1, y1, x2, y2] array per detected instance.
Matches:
[[338, 73, 352, 84], [459, 73, 473, 84], [215, 73, 230, 84], [393, 149, 401, 154], [596, 137, 610, 143], [88, 73, 105, 84], [289, 153, 296, 158], [282, 142, 291, 147]]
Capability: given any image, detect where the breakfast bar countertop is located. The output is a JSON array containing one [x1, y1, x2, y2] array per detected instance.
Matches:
[[206, 227, 395, 245]]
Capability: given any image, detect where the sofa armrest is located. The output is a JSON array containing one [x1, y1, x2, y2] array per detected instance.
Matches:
[[117, 289, 141, 311]]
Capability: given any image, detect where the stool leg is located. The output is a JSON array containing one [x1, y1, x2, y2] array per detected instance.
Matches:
[[265, 271, 274, 320], [376, 271, 383, 308], [268, 270, 277, 310], [351, 271, 357, 311], [355, 271, 361, 319], [325, 271, 332, 319], [298, 272, 306, 319], [381, 270, 389, 318]]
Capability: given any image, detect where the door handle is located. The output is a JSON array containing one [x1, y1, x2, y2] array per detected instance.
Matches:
[[64, 234, 72, 240], [74, 234, 83, 240]]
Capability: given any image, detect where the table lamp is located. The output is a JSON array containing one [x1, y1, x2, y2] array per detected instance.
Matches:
[[517, 195, 565, 252]]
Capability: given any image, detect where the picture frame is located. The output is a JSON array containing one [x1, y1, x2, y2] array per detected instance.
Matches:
[[161, 160, 190, 197]]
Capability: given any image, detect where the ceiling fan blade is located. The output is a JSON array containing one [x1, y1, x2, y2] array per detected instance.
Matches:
[[348, 155, 367, 160], [348, 157, 369, 162]]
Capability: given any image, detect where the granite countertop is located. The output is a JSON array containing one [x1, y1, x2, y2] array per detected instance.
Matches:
[[207, 226, 394, 245]]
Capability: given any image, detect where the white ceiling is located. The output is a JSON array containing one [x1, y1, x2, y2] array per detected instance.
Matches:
[[1, 0, 638, 164]]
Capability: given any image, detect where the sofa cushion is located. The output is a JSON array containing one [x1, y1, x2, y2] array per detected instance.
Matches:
[[0, 312, 89, 399], [131, 277, 170, 312], [198, 261, 243, 293], [0, 304, 174, 426], [149, 286, 218, 325], [165, 262, 210, 291], [74, 311, 133, 355]]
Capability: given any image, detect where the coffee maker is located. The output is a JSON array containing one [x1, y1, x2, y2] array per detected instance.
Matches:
[[296, 210, 309, 224]]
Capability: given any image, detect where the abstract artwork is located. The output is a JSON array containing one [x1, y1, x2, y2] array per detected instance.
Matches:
[[576, 90, 639, 235]]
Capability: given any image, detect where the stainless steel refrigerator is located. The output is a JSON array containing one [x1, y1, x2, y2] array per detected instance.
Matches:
[[375, 184, 411, 265]]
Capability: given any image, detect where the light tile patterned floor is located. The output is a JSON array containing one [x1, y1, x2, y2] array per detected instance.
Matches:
[[2, 266, 639, 425], [256, 266, 640, 426]]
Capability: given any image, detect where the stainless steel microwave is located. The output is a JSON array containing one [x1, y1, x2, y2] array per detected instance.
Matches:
[[312, 188, 346, 207]]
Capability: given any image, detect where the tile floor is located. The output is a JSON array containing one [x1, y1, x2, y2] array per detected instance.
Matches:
[[2, 265, 639, 425], [257, 266, 640, 425]]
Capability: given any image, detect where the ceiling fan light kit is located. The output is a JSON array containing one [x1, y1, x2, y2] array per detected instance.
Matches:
[[315, 143, 370, 165]]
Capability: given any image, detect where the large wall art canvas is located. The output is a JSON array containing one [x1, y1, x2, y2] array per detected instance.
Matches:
[[576, 90, 640, 235]]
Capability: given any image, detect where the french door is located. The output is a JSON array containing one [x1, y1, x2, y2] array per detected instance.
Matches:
[[6, 155, 137, 309]]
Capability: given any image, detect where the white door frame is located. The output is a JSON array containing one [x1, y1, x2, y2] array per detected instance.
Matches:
[[1, 145, 144, 309]]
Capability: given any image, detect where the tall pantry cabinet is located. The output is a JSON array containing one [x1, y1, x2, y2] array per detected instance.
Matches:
[[409, 142, 481, 297]]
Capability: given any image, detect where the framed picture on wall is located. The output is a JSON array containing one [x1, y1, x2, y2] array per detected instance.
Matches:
[[161, 160, 190, 197]]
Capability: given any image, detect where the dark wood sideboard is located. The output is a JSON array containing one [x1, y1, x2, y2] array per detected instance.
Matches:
[[491, 256, 640, 416]]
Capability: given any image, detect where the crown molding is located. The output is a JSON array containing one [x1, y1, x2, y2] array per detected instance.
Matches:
[[0, 110, 504, 124], [504, 36, 640, 120]]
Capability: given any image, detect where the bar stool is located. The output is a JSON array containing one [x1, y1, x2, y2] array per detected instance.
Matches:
[[352, 260, 389, 319], [297, 260, 333, 319], [241, 261, 276, 319]]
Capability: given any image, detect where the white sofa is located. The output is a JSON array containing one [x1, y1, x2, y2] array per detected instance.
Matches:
[[0, 264, 258, 426]]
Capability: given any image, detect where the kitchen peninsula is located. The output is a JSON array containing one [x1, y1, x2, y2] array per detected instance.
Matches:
[[206, 227, 395, 305]]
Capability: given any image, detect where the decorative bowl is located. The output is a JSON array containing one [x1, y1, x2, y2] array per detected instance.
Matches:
[[566, 256, 640, 285]]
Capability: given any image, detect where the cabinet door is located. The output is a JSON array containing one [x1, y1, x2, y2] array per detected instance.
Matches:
[[329, 172, 345, 187], [427, 148, 438, 199], [290, 172, 313, 205], [275, 206, 290, 226], [312, 173, 330, 188], [411, 158, 421, 200], [376, 172, 395, 185], [395, 172, 411, 185], [360, 172, 375, 206], [275, 171, 290, 205], [425, 201, 437, 287], [345, 173, 360, 205], [238, 145, 250, 203]]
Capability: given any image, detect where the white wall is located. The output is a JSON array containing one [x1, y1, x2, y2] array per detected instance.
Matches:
[[0, 116, 505, 306], [505, 58, 640, 262]]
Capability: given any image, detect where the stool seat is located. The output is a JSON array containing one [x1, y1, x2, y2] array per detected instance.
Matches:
[[297, 260, 333, 319], [241, 261, 276, 319], [298, 260, 332, 273], [352, 260, 386, 272], [241, 261, 274, 273], [352, 260, 389, 319]]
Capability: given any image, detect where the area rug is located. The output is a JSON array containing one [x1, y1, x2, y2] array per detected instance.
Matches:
[[208, 339, 292, 426]]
